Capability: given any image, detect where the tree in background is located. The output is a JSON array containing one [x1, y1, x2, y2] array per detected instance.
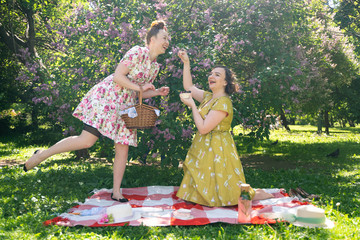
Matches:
[[208, 0, 358, 136], [333, 0, 360, 55], [331, 0, 360, 126], [211, 0, 317, 134], [0, 0, 78, 130], [299, 0, 359, 134], [0, 42, 22, 134]]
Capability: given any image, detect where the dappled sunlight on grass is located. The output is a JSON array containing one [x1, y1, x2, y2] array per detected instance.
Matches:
[[236, 125, 360, 225], [0, 125, 359, 239], [273, 153, 284, 156], [236, 125, 360, 172], [337, 168, 360, 178]]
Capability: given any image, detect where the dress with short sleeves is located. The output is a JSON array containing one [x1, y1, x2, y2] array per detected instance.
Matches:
[[72, 46, 159, 146], [176, 91, 253, 207]]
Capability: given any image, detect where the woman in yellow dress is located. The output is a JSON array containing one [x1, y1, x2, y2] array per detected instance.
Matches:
[[176, 50, 271, 207]]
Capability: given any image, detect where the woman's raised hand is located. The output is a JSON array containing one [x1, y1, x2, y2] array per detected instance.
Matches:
[[178, 50, 189, 63], [180, 94, 195, 108]]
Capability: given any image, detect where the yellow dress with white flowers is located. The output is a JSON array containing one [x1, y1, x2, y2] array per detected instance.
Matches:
[[176, 91, 254, 207]]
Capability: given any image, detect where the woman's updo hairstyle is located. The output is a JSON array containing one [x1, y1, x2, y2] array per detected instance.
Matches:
[[215, 65, 239, 95], [146, 20, 167, 45]]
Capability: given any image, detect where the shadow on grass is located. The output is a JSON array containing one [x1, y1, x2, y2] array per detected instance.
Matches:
[[238, 137, 360, 218], [1, 159, 183, 213], [1, 127, 359, 238], [240, 139, 359, 172], [0, 128, 66, 150]]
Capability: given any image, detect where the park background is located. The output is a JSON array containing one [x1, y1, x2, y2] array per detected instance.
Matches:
[[0, 0, 359, 239]]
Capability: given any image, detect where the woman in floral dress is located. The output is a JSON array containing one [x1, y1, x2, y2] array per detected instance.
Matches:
[[24, 20, 170, 202], [176, 50, 272, 207]]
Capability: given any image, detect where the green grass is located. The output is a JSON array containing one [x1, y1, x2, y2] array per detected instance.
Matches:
[[0, 125, 359, 239]]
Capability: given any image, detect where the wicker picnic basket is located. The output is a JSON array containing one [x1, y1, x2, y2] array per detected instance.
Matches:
[[121, 87, 159, 129]]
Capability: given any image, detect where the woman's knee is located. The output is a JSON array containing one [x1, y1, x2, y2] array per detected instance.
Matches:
[[82, 140, 96, 149], [114, 143, 129, 155]]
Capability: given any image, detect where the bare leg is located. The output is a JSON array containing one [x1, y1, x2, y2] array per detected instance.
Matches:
[[111, 143, 129, 200], [24, 130, 98, 170]]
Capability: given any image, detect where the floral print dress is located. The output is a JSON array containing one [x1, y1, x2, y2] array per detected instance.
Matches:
[[176, 91, 254, 207], [73, 46, 159, 146]]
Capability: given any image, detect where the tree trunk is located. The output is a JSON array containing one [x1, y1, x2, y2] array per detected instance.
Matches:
[[317, 111, 323, 134], [341, 119, 347, 128], [280, 109, 291, 131], [0, 6, 48, 131], [330, 114, 334, 127], [324, 110, 330, 135], [349, 119, 355, 127]]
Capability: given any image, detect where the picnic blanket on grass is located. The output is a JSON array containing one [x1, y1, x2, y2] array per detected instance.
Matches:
[[44, 186, 309, 227]]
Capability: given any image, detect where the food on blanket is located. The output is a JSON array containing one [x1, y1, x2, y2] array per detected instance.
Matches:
[[238, 184, 252, 223], [180, 91, 191, 99], [106, 203, 133, 222], [253, 189, 274, 201]]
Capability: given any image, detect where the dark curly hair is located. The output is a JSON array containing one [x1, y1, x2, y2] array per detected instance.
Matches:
[[214, 65, 238, 95], [146, 20, 167, 45]]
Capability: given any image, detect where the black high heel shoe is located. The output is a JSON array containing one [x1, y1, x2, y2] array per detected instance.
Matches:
[[23, 150, 39, 172], [111, 193, 129, 202]]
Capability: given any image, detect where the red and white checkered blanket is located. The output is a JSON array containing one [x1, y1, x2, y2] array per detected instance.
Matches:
[[44, 186, 308, 227]]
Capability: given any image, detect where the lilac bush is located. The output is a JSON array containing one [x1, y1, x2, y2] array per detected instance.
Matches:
[[22, 0, 358, 164]]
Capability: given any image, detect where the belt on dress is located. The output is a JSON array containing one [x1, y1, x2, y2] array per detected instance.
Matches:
[[210, 130, 230, 133], [202, 130, 230, 146]]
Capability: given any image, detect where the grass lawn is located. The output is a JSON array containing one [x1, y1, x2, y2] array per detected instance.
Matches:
[[0, 125, 359, 239]]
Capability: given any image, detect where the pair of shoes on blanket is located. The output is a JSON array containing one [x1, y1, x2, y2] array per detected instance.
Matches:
[[296, 187, 320, 200], [289, 188, 310, 202], [289, 188, 320, 202], [289, 189, 300, 198], [111, 193, 129, 202], [23, 150, 40, 172]]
